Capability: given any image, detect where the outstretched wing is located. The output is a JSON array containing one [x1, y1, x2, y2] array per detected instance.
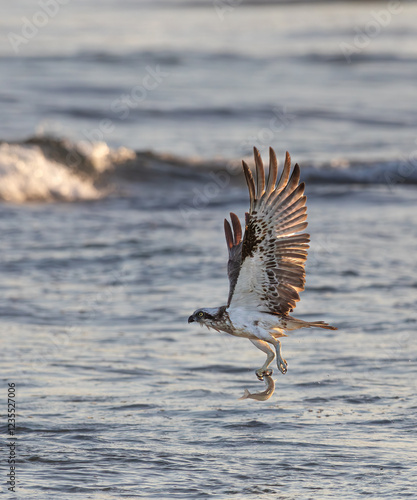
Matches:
[[226, 147, 309, 315], [224, 212, 243, 307]]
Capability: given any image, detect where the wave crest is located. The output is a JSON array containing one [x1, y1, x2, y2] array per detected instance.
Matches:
[[0, 136, 416, 203], [0, 137, 136, 202]]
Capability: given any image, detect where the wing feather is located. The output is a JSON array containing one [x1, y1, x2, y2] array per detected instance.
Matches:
[[264, 147, 278, 200], [274, 214, 307, 233], [242, 161, 255, 212], [253, 147, 265, 199], [267, 169, 302, 212], [224, 213, 243, 306], [228, 148, 310, 315], [230, 212, 242, 244], [273, 151, 291, 195], [224, 218, 234, 249]]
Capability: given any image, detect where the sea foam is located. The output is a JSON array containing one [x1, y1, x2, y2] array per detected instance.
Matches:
[[0, 142, 104, 202]]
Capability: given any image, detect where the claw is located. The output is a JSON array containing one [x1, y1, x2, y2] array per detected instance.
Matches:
[[256, 368, 273, 380], [278, 359, 288, 374]]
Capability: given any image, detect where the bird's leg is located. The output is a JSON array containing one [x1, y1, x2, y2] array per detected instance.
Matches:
[[269, 338, 288, 374], [249, 339, 275, 380]]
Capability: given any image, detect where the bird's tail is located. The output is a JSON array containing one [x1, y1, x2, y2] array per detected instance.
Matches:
[[286, 317, 337, 331], [305, 320, 337, 330]]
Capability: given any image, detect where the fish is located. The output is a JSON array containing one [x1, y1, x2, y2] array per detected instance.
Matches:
[[238, 374, 275, 401]]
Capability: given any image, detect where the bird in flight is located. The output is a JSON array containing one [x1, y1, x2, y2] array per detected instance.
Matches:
[[188, 147, 336, 381]]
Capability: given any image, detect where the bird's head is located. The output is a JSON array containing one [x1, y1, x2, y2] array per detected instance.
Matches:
[[188, 307, 221, 331]]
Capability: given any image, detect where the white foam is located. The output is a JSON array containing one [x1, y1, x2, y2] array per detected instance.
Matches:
[[76, 141, 135, 173], [0, 143, 104, 202]]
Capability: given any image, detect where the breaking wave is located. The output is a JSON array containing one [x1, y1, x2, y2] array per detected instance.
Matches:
[[0, 136, 416, 202], [0, 137, 134, 202]]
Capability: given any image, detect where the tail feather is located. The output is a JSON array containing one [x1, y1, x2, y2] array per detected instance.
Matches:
[[286, 317, 337, 331], [306, 320, 337, 330]]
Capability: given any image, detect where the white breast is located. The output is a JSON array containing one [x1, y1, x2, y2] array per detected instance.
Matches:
[[227, 307, 284, 341]]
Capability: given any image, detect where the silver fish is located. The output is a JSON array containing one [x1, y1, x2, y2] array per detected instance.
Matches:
[[238, 374, 275, 401]]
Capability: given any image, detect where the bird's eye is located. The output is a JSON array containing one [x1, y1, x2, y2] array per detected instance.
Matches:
[[198, 312, 204, 317]]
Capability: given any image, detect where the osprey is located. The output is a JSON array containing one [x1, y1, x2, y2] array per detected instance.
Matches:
[[188, 147, 336, 380]]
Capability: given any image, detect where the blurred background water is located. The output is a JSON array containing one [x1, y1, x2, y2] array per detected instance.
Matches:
[[0, 1, 417, 499]]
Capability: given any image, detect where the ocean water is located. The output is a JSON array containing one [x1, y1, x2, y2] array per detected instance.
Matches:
[[1, 1, 417, 499]]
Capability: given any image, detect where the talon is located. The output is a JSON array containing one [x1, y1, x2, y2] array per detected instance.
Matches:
[[278, 359, 288, 374], [256, 368, 273, 380]]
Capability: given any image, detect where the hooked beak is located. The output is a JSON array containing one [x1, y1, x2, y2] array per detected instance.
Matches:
[[188, 315, 195, 323]]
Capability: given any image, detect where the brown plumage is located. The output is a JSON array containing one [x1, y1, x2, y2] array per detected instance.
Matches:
[[189, 147, 336, 392], [225, 147, 310, 316]]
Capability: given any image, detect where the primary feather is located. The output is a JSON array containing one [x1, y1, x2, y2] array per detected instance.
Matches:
[[226, 147, 309, 315]]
